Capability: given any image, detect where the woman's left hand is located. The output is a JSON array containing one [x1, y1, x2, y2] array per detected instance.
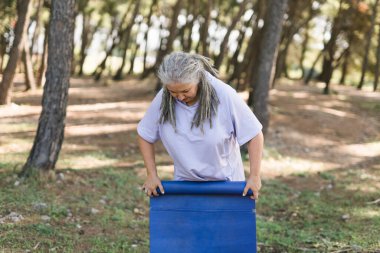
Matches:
[[243, 175, 262, 200]]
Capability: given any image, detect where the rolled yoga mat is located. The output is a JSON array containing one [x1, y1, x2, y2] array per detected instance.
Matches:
[[150, 181, 257, 253]]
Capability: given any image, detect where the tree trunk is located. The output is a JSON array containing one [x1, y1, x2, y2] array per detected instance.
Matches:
[[154, 0, 184, 90], [142, 0, 158, 73], [113, 1, 141, 80], [226, 11, 255, 76], [21, 0, 75, 177], [299, 27, 310, 79], [0, 0, 32, 105], [198, 0, 212, 57], [244, 0, 267, 89], [183, 0, 198, 52], [78, 10, 89, 76], [273, 39, 290, 86], [128, 21, 143, 75], [230, 0, 265, 90], [92, 7, 130, 81], [0, 31, 8, 75], [318, 0, 344, 94], [22, 38, 36, 91], [154, 0, 183, 69], [37, 21, 49, 88], [248, 0, 288, 135], [373, 22, 380, 91], [214, 0, 250, 70], [304, 49, 323, 85], [30, 0, 43, 57], [300, 4, 315, 79], [358, 0, 379, 90], [228, 0, 265, 87], [339, 31, 353, 85]]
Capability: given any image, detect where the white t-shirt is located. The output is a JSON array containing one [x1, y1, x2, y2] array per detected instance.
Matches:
[[137, 72, 262, 181]]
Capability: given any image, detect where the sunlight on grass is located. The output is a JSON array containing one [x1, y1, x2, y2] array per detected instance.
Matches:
[[353, 208, 380, 219], [0, 138, 33, 154], [68, 101, 149, 112], [338, 141, 380, 157], [65, 123, 137, 136], [0, 104, 41, 118], [58, 152, 118, 170], [253, 155, 336, 177], [303, 104, 356, 118], [0, 123, 36, 133]]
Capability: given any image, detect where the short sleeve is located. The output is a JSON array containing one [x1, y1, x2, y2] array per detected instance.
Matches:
[[137, 89, 163, 143], [227, 88, 262, 146]]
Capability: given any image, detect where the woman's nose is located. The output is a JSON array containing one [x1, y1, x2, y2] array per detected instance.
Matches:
[[177, 94, 185, 101]]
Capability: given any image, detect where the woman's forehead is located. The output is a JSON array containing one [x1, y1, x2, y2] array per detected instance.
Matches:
[[166, 82, 197, 91]]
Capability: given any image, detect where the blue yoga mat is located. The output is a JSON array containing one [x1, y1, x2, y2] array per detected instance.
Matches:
[[150, 181, 257, 253]]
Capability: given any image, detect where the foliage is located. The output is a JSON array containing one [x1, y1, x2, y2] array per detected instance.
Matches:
[[0, 0, 16, 34]]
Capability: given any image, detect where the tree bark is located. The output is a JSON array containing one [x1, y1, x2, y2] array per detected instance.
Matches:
[[248, 0, 288, 135], [214, 0, 250, 70], [21, 0, 75, 176], [22, 38, 36, 91], [357, 0, 379, 90], [0, 0, 32, 105]]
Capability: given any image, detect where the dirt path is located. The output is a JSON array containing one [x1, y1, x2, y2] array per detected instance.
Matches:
[[1, 77, 379, 190]]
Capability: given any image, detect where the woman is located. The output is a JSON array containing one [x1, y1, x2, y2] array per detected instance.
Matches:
[[137, 52, 264, 199]]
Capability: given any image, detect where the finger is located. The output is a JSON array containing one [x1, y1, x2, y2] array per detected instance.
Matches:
[[158, 184, 165, 195], [251, 191, 259, 200], [242, 186, 249, 196], [152, 188, 159, 196]]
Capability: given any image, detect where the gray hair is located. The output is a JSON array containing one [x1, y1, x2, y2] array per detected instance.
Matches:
[[157, 52, 220, 131]]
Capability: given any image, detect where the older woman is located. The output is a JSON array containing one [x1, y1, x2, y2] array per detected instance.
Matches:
[[137, 52, 264, 199]]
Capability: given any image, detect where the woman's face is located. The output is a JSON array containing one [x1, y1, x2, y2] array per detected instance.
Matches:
[[166, 83, 198, 106]]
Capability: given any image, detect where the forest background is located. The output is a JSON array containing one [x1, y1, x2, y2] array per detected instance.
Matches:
[[0, 0, 379, 252]]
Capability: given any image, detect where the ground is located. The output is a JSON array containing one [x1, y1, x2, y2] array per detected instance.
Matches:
[[0, 75, 379, 252]]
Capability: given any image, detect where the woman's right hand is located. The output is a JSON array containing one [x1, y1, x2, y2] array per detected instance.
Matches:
[[142, 173, 165, 197]]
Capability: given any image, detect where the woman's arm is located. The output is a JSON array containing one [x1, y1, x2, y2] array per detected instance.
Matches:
[[242, 131, 264, 199], [138, 135, 164, 196]]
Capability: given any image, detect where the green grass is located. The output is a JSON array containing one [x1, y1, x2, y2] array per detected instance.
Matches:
[[2, 165, 379, 252], [0, 163, 149, 252], [358, 101, 380, 112], [1, 157, 380, 252], [256, 176, 380, 252], [1, 149, 379, 252]]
